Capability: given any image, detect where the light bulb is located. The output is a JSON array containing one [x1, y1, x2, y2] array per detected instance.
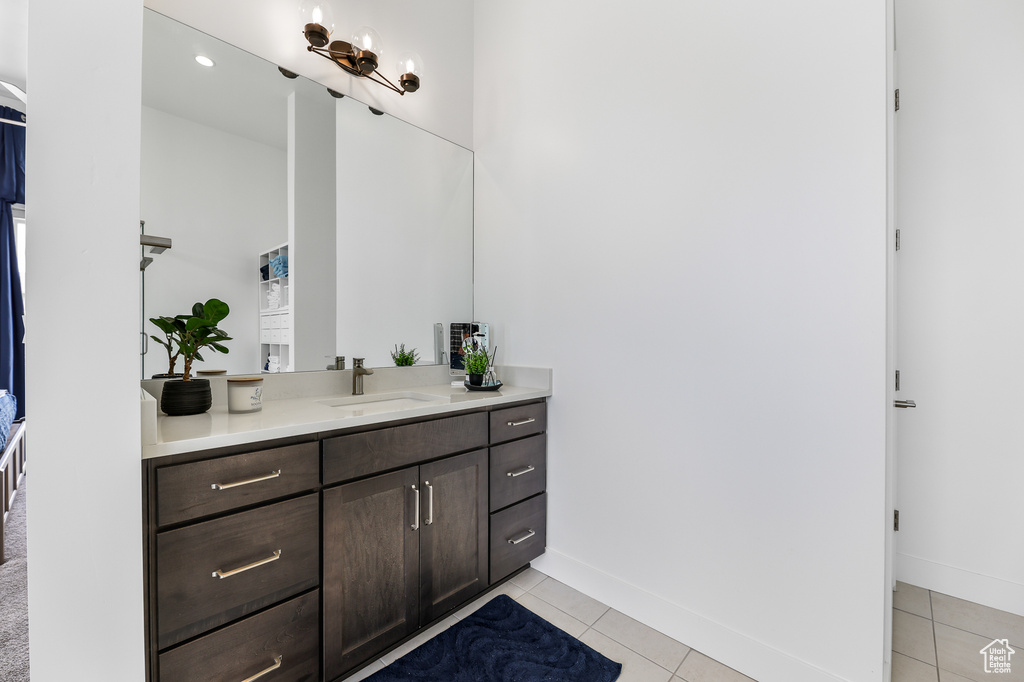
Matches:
[[351, 26, 383, 56], [299, 1, 335, 47], [351, 26, 383, 73], [395, 51, 423, 93]]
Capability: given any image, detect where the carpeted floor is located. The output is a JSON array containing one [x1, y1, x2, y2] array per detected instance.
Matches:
[[0, 475, 29, 681]]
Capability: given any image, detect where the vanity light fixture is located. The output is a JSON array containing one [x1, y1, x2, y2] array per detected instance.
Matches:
[[194, 55, 215, 67], [299, 1, 422, 96]]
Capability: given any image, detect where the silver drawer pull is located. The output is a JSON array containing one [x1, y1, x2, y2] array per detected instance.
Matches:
[[212, 470, 282, 491], [411, 485, 420, 531], [506, 418, 536, 427], [424, 482, 434, 526], [240, 655, 283, 682], [212, 549, 282, 579], [507, 465, 535, 478], [508, 529, 536, 545]]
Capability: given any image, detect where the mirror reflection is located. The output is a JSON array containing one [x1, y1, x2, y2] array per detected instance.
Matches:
[[140, 9, 473, 378]]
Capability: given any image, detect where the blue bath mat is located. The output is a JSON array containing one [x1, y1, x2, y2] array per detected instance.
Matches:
[[364, 594, 621, 681]]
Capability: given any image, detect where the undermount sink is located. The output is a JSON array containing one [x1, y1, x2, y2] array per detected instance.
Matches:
[[318, 391, 450, 416]]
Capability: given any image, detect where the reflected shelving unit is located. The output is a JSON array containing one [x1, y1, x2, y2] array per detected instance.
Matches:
[[259, 243, 292, 373]]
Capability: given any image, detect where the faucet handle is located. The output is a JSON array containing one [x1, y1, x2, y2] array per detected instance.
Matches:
[[353, 358, 365, 368]]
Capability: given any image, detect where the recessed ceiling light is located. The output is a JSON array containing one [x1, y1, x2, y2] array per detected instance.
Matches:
[[195, 55, 215, 67]]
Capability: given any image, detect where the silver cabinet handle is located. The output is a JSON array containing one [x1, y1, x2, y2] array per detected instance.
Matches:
[[424, 481, 434, 525], [212, 549, 282, 579], [411, 485, 420, 531], [507, 465, 535, 478], [507, 418, 536, 427], [508, 529, 536, 545], [894, 400, 917, 409], [212, 470, 282, 491], [240, 656, 283, 682]]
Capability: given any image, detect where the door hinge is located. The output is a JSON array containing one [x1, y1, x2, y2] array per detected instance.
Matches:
[[895, 370, 901, 392], [895, 88, 900, 112], [896, 229, 901, 251], [894, 509, 900, 532]]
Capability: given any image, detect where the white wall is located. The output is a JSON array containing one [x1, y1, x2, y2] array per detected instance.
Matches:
[[895, 0, 1024, 615], [25, 0, 146, 680], [289, 91, 337, 371], [474, 3, 889, 681], [336, 98, 473, 368], [141, 106, 286, 378], [143, 0, 474, 149]]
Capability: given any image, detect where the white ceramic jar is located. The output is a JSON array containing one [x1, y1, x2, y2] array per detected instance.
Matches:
[[227, 377, 263, 413]]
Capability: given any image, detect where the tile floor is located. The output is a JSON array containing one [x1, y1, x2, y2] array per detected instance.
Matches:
[[892, 581, 1024, 682], [343, 567, 755, 682]]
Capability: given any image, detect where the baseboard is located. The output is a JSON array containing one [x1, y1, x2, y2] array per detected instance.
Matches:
[[533, 550, 855, 682], [896, 552, 1024, 617]]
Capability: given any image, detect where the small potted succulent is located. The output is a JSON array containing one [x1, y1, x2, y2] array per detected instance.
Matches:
[[149, 299, 232, 416], [390, 343, 420, 367], [463, 345, 492, 386]]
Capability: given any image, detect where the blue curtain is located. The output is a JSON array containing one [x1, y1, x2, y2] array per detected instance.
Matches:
[[0, 106, 26, 420]]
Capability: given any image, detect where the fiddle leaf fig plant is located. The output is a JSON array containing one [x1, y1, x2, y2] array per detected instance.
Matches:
[[149, 317, 181, 376], [391, 343, 420, 366], [149, 298, 232, 381]]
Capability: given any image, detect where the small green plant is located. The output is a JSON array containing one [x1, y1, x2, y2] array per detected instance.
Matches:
[[149, 298, 232, 380], [463, 346, 491, 375], [391, 343, 420, 366]]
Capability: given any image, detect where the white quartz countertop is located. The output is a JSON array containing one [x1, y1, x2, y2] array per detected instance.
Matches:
[[141, 365, 551, 459]]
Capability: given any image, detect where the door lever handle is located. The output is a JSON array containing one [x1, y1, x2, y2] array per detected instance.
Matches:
[[894, 399, 917, 409]]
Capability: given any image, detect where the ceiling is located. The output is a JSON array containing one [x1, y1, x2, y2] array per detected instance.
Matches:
[[142, 9, 335, 150], [0, 0, 28, 92]]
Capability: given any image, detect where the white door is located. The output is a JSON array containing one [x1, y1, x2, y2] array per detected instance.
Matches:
[[894, 0, 1024, 613]]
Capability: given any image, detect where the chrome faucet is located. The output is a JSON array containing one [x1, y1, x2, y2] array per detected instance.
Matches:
[[352, 358, 374, 395]]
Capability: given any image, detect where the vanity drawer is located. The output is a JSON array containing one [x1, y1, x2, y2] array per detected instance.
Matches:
[[489, 434, 546, 512], [489, 402, 546, 444], [156, 442, 318, 527], [156, 494, 319, 649], [158, 589, 319, 682], [323, 412, 487, 485], [490, 492, 546, 583]]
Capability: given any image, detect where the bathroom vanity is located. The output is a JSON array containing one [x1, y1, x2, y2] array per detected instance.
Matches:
[[141, 368, 550, 682]]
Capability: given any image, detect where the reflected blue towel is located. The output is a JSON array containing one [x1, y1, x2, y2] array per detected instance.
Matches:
[[270, 254, 288, 278]]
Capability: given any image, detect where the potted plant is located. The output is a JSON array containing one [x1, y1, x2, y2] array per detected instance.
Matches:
[[463, 345, 492, 386], [390, 343, 419, 367], [149, 319, 182, 379], [150, 299, 232, 416]]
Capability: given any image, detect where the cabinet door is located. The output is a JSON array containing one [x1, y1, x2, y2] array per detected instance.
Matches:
[[419, 449, 488, 624], [323, 468, 419, 681]]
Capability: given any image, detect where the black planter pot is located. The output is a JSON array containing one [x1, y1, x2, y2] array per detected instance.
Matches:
[[161, 379, 213, 416], [468, 373, 484, 386], [151, 373, 183, 380]]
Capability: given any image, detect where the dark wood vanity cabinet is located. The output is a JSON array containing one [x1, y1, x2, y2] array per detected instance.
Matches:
[[322, 449, 488, 680], [143, 399, 547, 682]]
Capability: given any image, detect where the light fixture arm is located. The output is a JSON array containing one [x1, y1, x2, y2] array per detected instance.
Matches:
[[307, 44, 408, 95]]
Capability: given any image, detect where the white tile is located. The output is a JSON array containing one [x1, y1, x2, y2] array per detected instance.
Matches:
[[931, 591, 1024, 648], [892, 651, 938, 682], [342, 658, 385, 681], [938, 671, 977, 682], [893, 609, 937, 665], [379, 615, 459, 666], [530, 577, 609, 625], [579, 629, 673, 682], [593, 609, 690, 672], [509, 566, 548, 592], [895, 582, 933, 619], [515, 592, 589, 638], [454, 581, 525, 620], [675, 650, 756, 682], [934, 623, 1024, 682]]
